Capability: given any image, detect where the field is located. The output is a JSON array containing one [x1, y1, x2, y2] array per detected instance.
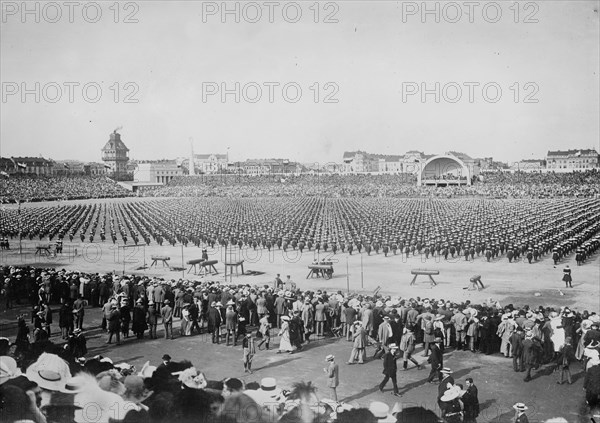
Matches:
[[1, 197, 599, 422]]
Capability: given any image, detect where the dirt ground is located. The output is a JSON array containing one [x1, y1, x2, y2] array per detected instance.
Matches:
[[1, 197, 599, 422]]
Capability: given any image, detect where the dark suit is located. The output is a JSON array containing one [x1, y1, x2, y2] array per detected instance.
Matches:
[[509, 332, 524, 371], [379, 350, 399, 394], [427, 343, 443, 382], [462, 384, 480, 422], [208, 306, 222, 343], [515, 413, 529, 423]]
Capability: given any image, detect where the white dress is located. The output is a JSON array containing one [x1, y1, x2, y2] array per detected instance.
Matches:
[[550, 317, 564, 352], [278, 321, 294, 352]]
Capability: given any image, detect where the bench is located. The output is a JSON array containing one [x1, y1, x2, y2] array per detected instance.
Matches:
[[150, 256, 170, 268], [200, 259, 219, 275], [410, 269, 439, 286], [35, 244, 53, 256], [187, 258, 204, 274], [224, 260, 244, 277]]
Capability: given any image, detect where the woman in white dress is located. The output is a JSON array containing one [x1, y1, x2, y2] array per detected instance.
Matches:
[[550, 312, 565, 355], [181, 304, 191, 336], [278, 315, 294, 353]]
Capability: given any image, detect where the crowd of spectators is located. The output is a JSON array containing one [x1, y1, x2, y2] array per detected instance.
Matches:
[[143, 171, 600, 199], [1, 265, 599, 423], [0, 175, 132, 203], [2, 171, 599, 203]]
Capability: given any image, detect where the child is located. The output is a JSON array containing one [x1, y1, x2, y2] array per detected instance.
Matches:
[[243, 333, 256, 373]]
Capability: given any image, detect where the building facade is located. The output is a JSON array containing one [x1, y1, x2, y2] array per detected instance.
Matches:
[[546, 149, 600, 171], [0, 157, 55, 176], [510, 159, 546, 172], [135, 161, 183, 183], [240, 159, 299, 175]]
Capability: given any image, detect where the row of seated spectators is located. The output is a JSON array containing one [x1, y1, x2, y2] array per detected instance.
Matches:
[[0, 175, 132, 203], [142, 171, 600, 198]]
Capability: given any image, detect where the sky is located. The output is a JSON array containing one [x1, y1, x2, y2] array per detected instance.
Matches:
[[1, 0, 599, 164]]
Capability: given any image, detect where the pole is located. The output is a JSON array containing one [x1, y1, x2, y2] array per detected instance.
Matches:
[[360, 252, 364, 289], [18, 201, 22, 255], [346, 256, 350, 294], [181, 244, 184, 279]]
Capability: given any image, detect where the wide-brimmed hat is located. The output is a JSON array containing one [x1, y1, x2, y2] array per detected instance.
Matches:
[[137, 361, 157, 379], [59, 375, 88, 394], [388, 343, 399, 350], [177, 367, 207, 389], [25, 353, 71, 391], [41, 391, 83, 412], [440, 385, 462, 402], [440, 368, 453, 374], [281, 316, 290, 322], [513, 403, 528, 411], [369, 401, 395, 421], [325, 354, 335, 361], [162, 354, 171, 361], [434, 337, 443, 343], [226, 300, 235, 306], [0, 356, 22, 385]]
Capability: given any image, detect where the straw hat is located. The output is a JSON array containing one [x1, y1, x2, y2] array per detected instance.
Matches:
[[325, 355, 335, 362], [513, 403, 528, 411], [59, 375, 88, 394], [25, 353, 72, 391]]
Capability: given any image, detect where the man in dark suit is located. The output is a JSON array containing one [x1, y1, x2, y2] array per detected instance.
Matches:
[[208, 301, 222, 344], [379, 343, 401, 396], [510, 327, 525, 372], [427, 337, 444, 383], [160, 299, 173, 340], [462, 377, 480, 423]]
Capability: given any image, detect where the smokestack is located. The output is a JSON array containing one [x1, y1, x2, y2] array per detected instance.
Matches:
[[113, 125, 123, 134], [189, 137, 195, 176]]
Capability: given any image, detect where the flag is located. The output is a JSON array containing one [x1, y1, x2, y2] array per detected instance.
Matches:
[[17, 162, 26, 169], [575, 151, 581, 157], [104, 164, 111, 169]]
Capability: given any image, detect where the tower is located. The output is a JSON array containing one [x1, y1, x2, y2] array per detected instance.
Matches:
[[101, 128, 129, 179], [189, 137, 195, 176]]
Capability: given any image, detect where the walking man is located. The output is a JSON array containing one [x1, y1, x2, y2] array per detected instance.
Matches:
[[324, 354, 339, 401], [348, 321, 367, 364], [379, 343, 401, 396], [427, 337, 444, 383]]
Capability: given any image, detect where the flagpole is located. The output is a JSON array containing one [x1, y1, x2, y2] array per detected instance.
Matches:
[[18, 200, 22, 255]]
